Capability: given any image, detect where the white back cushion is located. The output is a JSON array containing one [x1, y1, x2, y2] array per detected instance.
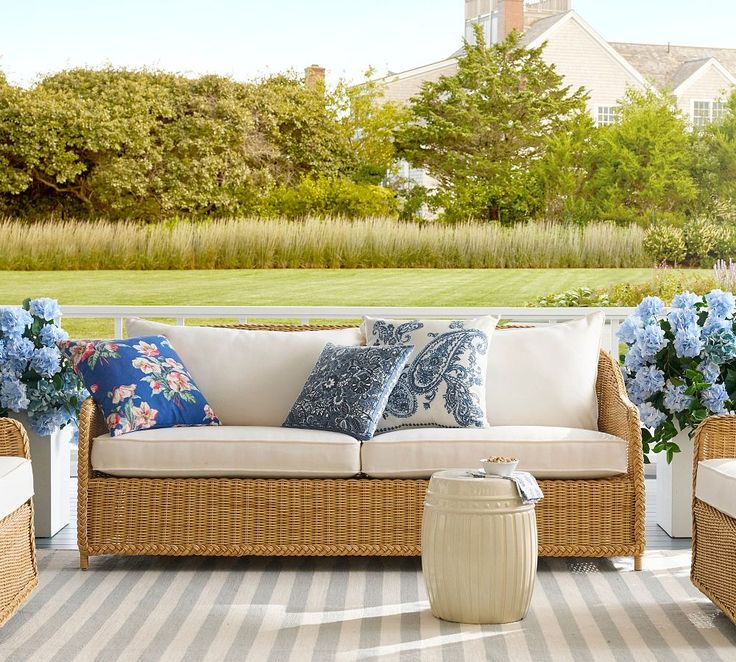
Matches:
[[125, 319, 363, 426], [486, 312, 604, 430]]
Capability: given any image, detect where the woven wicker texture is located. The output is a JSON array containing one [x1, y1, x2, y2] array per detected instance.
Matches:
[[0, 418, 38, 627], [77, 323, 645, 569], [692, 416, 736, 624]]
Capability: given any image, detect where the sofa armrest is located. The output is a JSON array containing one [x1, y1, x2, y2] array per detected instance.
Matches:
[[694, 415, 736, 463], [0, 418, 30, 460], [78, 398, 107, 477], [596, 350, 643, 475]]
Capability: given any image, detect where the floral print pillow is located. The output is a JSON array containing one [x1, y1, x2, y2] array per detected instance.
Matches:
[[60, 335, 219, 436]]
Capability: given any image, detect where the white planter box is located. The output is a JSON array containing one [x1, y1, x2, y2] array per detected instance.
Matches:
[[656, 428, 693, 538], [12, 413, 71, 538]]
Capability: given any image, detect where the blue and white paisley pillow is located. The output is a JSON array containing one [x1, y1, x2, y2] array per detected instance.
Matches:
[[362, 317, 498, 432], [283, 343, 413, 441]]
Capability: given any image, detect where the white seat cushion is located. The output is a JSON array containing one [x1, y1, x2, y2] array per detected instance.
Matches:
[[361, 426, 628, 479], [91, 426, 361, 478], [696, 459, 736, 519], [0, 457, 34, 520], [486, 313, 604, 430], [125, 319, 364, 427]]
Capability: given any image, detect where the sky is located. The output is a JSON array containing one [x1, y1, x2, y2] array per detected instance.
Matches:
[[1, 1, 735, 87]]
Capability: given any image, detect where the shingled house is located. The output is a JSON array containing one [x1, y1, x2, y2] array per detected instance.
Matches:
[[382, 0, 736, 127]]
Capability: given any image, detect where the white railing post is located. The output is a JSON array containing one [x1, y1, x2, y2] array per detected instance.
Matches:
[[114, 317, 124, 339]]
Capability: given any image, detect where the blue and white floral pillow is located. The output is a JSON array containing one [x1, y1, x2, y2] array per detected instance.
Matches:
[[60, 335, 219, 436], [283, 342, 413, 441], [362, 316, 498, 433]]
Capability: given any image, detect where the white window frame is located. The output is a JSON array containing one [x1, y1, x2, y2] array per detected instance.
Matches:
[[596, 105, 619, 127], [691, 99, 727, 127]]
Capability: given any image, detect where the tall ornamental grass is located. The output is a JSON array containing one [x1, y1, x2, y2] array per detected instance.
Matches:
[[0, 217, 648, 270]]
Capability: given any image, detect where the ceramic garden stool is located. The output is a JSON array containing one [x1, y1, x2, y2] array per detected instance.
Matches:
[[422, 469, 538, 624]]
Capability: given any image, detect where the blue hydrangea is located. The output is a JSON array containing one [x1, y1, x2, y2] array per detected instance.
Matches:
[[635, 296, 665, 322], [634, 365, 666, 398], [703, 328, 736, 364], [623, 376, 647, 405], [30, 346, 62, 377], [0, 307, 32, 339], [617, 315, 644, 345], [668, 307, 698, 333], [671, 291, 701, 309], [39, 324, 69, 347], [28, 298, 62, 322], [702, 316, 732, 336], [624, 345, 647, 372], [29, 409, 69, 437], [635, 324, 668, 360], [699, 361, 721, 384], [663, 381, 693, 413], [673, 324, 704, 359], [705, 289, 736, 320], [4, 337, 35, 373], [0, 375, 30, 412], [638, 402, 666, 430], [701, 383, 729, 414]]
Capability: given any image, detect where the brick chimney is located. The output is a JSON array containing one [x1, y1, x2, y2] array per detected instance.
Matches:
[[304, 64, 326, 89], [499, 0, 524, 39]]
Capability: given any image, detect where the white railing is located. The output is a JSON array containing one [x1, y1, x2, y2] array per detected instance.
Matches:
[[53, 306, 632, 354]]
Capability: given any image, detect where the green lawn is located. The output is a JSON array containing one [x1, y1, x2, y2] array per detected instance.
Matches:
[[0, 268, 699, 337]]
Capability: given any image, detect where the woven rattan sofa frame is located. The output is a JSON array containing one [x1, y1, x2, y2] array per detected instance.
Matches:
[[0, 418, 38, 627], [692, 416, 736, 624], [77, 323, 646, 571]]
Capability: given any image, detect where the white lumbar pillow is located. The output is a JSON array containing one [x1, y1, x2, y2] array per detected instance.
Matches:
[[485, 312, 604, 430], [125, 319, 363, 426]]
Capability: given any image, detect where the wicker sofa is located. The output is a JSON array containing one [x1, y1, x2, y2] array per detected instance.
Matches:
[[692, 416, 736, 624], [0, 418, 38, 627], [77, 323, 645, 570]]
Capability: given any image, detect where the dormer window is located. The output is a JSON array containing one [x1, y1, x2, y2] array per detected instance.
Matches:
[[693, 100, 727, 127]]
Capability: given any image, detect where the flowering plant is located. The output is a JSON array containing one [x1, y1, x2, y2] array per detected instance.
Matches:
[[0, 298, 87, 435], [618, 290, 736, 462]]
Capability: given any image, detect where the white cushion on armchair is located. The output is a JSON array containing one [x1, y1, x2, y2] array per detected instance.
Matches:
[[0, 457, 34, 520], [696, 459, 736, 520], [126, 319, 363, 426]]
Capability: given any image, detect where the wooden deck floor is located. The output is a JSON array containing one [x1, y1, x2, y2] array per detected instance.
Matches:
[[36, 478, 692, 553]]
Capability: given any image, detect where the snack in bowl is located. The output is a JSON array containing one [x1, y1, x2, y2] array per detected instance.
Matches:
[[481, 456, 519, 477]]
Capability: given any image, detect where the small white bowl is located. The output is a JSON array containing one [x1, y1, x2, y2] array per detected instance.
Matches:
[[481, 457, 519, 477]]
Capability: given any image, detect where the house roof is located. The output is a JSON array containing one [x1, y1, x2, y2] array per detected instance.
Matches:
[[610, 42, 736, 89], [519, 11, 570, 47]]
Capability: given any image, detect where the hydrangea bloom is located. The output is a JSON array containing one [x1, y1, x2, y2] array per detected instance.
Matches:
[[638, 403, 666, 430], [699, 361, 721, 384], [0, 307, 32, 338], [623, 376, 647, 405], [671, 291, 701, 309], [703, 328, 736, 364], [617, 316, 644, 345], [701, 383, 729, 414], [39, 324, 69, 347], [663, 381, 693, 413], [673, 324, 704, 358], [705, 289, 736, 320], [28, 298, 62, 322], [0, 299, 84, 436], [635, 296, 665, 322], [667, 307, 697, 333], [30, 346, 62, 377], [634, 365, 665, 398], [624, 344, 647, 372], [635, 324, 668, 359]]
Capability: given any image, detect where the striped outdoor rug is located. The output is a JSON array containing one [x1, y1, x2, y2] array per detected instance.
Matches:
[[1, 550, 734, 661]]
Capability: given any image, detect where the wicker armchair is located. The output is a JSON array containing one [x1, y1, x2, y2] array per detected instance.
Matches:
[[692, 416, 736, 624], [0, 418, 38, 627], [77, 324, 645, 570]]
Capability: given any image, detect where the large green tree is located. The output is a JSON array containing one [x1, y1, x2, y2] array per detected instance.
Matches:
[[583, 88, 697, 223], [396, 28, 589, 223]]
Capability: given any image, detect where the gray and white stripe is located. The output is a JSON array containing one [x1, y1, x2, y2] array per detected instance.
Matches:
[[1, 550, 734, 662]]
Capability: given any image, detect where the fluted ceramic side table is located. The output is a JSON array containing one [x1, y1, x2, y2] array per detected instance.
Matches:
[[422, 469, 538, 624]]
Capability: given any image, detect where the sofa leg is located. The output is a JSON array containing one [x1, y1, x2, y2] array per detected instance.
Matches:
[[634, 555, 643, 571], [80, 553, 89, 570]]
